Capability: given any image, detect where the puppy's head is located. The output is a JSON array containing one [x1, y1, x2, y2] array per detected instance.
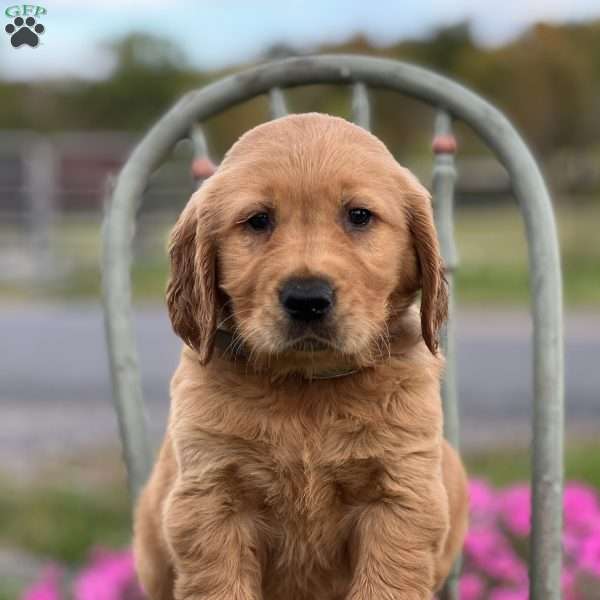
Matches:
[[167, 114, 447, 368]]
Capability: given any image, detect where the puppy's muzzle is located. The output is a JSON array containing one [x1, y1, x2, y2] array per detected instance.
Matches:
[[279, 277, 334, 323]]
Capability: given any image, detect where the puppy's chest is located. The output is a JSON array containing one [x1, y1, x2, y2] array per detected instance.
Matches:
[[259, 414, 387, 535], [266, 420, 387, 512], [253, 418, 384, 593]]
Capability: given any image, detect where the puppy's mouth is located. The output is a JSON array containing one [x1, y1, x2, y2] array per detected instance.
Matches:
[[281, 318, 339, 353], [284, 335, 335, 353]]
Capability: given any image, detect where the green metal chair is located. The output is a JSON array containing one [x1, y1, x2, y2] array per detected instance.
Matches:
[[101, 55, 564, 599]]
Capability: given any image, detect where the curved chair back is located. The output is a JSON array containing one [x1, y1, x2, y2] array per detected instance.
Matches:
[[101, 55, 563, 600]]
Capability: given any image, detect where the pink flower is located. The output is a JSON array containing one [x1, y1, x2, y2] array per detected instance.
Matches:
[[561, 566, 578, 600], [74, 548, 139, 600], [488, 586, 529, 600], [464, 527, 528, 584], [500, 484, 531, 537], [480, 549, 528, 584], [469, 478, 498, 522], [564, 483, 600, 535], [464, 527, 506, 558], [459, 572, 485, 600], [22, 566, 63, 600], [579, 532, 600, 577], [563, 530, 581, 558]]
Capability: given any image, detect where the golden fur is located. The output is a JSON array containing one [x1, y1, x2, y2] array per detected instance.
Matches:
[[134, 113, 468, 600]]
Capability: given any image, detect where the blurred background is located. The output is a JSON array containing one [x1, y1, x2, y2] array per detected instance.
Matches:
[[1, 1, 599, 598]]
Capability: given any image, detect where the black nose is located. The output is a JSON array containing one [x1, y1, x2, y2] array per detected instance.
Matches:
[[279, 277, 334, 322]]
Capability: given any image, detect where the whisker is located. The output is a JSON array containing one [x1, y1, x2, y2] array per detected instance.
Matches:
[[216, 309, 252, 331]]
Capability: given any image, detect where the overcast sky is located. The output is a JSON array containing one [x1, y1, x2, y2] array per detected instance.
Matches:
[[1, 0, 599, 81]]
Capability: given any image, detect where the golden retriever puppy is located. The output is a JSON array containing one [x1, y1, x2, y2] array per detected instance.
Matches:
[[134, 113, 468, 600]]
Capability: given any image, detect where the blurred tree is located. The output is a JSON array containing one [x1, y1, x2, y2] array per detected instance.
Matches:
[[456, 23, 595, 153], [262, 42, 301, 61], [64, 33, 207, 130], [404, 21, 476, 73], [1, 20, 599, 160]]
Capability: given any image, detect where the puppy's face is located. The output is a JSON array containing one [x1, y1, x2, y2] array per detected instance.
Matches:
[[167, 114, 447, 368]]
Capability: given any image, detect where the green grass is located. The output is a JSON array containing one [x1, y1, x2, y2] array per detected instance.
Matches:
[[0, 479, 131, 565], [0, 581, 22, 600], [55, 260, 170, 300], [2, 201, 598, 306], [453, 201, 600, 306], [465, 442, 600, 489], [0, 478, 131, 599]]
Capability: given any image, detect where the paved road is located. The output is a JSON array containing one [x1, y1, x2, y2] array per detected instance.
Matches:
[[1, 304, 598, 474]]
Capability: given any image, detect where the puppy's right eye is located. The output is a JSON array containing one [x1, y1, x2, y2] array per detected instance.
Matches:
[[246, 212, 271, 232], [347, 208, 372, 227]]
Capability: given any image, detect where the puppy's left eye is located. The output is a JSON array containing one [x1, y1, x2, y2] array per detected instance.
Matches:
[[246, 212, 272, 232], [347, 208, 372, 227]]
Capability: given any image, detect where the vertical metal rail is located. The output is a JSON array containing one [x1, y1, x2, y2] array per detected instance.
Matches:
[[351, 82, 371, 131], [432, 110, 459, 446], [102, 176, 152, 504], [269, 87, 288, 119], [432, 110, 460, 600], [527, 161, 565, 599]]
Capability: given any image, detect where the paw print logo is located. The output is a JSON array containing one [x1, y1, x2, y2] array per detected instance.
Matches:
[[5, 16, 45, 48]]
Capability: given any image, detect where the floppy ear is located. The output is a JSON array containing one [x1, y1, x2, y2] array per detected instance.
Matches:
[[166, 193, 218, 365], [405, 185, 448, 354]]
